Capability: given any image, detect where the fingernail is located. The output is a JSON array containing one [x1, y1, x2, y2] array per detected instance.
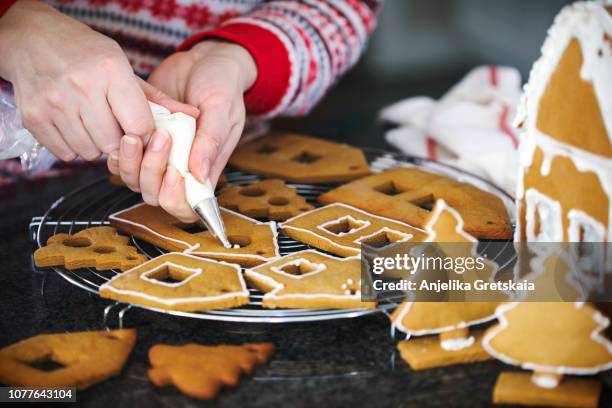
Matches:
[[109, 152, 119, 163], [199, 159, 209, 182], [165, 166, 179, 188], [149, 130, 168, 152], [122, 135, 138, 158]]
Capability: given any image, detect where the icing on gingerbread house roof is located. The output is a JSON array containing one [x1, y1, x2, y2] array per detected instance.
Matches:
[[516, 1, 612, 156]]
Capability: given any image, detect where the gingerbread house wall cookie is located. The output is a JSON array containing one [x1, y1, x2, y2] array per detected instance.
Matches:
[[99, 253, 249, 312], [228, 133, 371, 183], [318, 167, 512, 240], [244, 250, 376, 309], [109, 203, 279, 267], [280, 203, 428, 257]]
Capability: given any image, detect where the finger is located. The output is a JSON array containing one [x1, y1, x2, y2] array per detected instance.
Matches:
[[80, 91, 123, 154], [28, 122, 76, 162], [52, 112, 101, 161], [107, 150, 120, 175], [209, 120, 243, 185], [139, 129, 171, 206], [138, 78, 200, 118], [118, 134, 143, 192], [107, 74, 154, 142], [158, 166, 198, 223], [188, 104, 231, 183]]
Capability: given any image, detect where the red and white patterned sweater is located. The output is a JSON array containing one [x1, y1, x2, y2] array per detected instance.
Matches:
[[1, 0, 380, 117]]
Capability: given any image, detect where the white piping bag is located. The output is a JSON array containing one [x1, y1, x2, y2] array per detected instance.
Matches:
[[149, 102, 230, 248]]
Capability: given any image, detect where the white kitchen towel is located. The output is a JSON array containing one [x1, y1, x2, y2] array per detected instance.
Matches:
[[380, 65, 523, 196]]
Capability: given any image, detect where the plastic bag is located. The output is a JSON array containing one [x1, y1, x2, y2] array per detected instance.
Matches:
[[0, 90, 55, 176]]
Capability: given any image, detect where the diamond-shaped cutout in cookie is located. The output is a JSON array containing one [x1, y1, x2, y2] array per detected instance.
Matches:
[[34, 227, 146, 271], [245, 250, 376, 309], [109, 203, 279, 267], [228, 133, 371, 183], [219, 179, 313, 221]]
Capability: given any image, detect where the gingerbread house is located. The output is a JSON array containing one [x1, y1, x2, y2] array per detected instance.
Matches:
[[515, 1, 611, 244]]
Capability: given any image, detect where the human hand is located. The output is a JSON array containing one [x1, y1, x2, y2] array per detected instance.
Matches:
[[117, 41, 257, 222], [0, 0, 195, 161]]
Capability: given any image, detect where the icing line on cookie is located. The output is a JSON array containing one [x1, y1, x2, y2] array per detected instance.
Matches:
[[109, 203, 280, 261], [100, 253, 250, 306], [244, 250, 371, 303], [482, 302, 612, 375], [281, 203, 424, 254], [391, 301, 497, 337]]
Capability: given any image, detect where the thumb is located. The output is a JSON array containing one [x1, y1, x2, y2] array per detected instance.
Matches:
[[138, 78, 200, 119]]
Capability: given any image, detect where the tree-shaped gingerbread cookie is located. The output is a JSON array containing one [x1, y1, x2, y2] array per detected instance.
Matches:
[[391, 199, 503, 370], [483, 302, 612, 408]]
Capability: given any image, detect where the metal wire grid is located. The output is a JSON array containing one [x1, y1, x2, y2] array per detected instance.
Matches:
[[30, 148, 516, 324]]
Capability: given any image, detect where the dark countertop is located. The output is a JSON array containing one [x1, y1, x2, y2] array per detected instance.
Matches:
[[1, 71, 611, 407], [2, 163, 611, 408]]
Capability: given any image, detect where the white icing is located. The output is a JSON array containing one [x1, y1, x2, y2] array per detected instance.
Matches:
[[392, 301, 497, 337], [149, 102, 214, 208], [524, 188, 564, 242], [353, 227, 414, 246], [531, 373, 560, 389], [482, 302, 612, 375], [244, 250, 366, 303], [99, 253, 250, 306], [568, 209, 606, 242], [108, 203, 280, 262], [440, 336, 475, 351], [423, 199, 478, 243], [518, 2, 612, 145]]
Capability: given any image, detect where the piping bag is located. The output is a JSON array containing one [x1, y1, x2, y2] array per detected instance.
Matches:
[[149, 102, 231, 248]]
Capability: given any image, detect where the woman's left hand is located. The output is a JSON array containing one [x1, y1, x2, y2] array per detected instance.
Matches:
[[108, 41, 257, 222]]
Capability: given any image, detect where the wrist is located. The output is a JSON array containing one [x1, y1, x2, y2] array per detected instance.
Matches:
[[190, 41, 258, 92]]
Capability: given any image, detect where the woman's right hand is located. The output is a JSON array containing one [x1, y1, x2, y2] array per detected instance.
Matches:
[[0, 0, 191, 161]]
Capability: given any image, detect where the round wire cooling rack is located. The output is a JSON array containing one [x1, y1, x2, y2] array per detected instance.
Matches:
[[30, 148, 517, 324]]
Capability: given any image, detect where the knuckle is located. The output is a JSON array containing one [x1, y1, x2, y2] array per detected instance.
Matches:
[[21, 105, 46, 128], [59, 150, 77, 162], [66, 69, 91, 92], [98, 55, 123, 74], [81, 149, 101, 161], [142, 193, 159, 207]]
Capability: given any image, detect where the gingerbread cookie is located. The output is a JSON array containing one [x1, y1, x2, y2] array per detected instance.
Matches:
[[281, 203, 427, 257], [0, 329, 136, 389], [109, 203, 279, 267], [318, 167, 512, 240], [228, 133, 371, 183], [483, 302, 612, 408], [99, 253, 249, 312], [219, 179, 313, 221], [245, 250, 376, 309], [148, 342, 275, 400], [34, 227, 146, 271]]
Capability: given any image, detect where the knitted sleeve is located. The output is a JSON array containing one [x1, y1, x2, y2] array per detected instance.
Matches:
[[179, 0, 382, 117]]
